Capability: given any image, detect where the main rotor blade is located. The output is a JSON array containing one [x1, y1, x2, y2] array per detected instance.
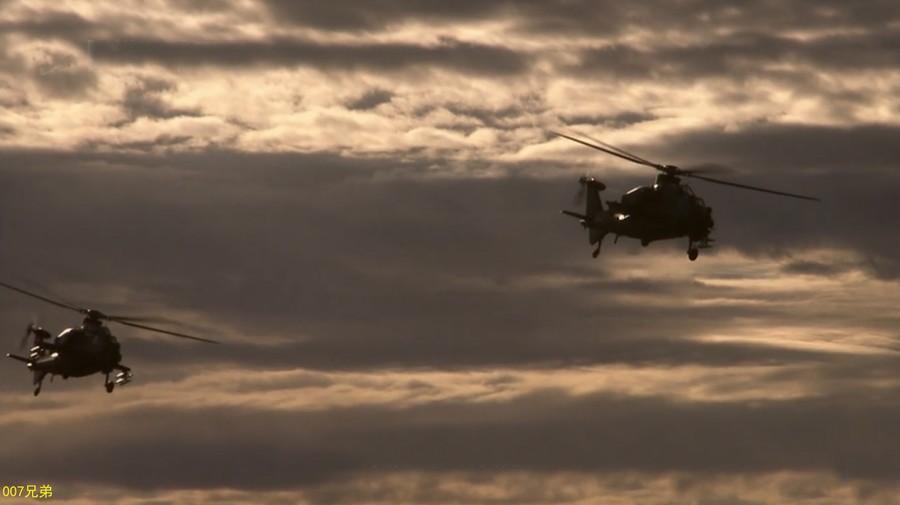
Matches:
[[0, 281, 84, 313], [552, 132, 660, 169], [114, 319, 219, 344], [686, 174, 820, 201], [568, 130, 660, 167], [106, 314, 182, 325], [679, 163, 733, 175]]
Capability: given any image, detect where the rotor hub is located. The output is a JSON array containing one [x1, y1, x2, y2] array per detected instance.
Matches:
[[82, 309, 107, 321]]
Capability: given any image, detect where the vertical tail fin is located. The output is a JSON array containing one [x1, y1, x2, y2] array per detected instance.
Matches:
[[564, 177, 610, 256], [581, 177, 607, 245], [583, 178, 604, 220]]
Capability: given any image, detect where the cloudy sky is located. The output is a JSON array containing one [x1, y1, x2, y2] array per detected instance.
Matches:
[[1, 1, 899, 504]]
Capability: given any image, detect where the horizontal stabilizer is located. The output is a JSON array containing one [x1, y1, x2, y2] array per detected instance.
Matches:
[[561, 210, 588, 220]]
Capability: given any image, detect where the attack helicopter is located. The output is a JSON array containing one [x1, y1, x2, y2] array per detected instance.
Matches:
[[1, 281, 218, 396], [554, 131, 819, 260]]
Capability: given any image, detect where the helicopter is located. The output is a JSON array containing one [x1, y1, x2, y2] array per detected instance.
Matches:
[[1, 281, 218, 396], [554, 131, 819, 260]]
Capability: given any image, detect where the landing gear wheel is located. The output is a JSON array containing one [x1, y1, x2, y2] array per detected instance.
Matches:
[[33, 385, 41, 397], [592, 247, 600, 258], [106, 382, 114, 393], [688, 248, 699, 261], [641, 239, 649, 247]]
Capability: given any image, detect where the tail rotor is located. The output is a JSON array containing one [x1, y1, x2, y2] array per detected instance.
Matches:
[[19, 322, 50, 359], [19, 323, 34, 352], [563, 176, 610, 258]]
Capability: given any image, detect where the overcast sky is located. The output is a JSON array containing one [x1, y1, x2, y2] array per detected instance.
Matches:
[[1, 1, 899, 504]]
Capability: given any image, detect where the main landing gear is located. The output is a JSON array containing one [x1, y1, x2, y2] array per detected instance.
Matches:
[[104, 366, 133, 393], [688, 248, 699, 261], [32, 371, 46, 397], [687, 237, 713, 261]]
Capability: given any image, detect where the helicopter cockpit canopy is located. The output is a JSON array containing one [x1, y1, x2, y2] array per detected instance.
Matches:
[[57, 325, 118, 348], [56, 327, 87, 346], [622, 186, 654, 207]]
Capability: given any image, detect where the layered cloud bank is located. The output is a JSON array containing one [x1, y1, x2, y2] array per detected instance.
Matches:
[[0, 1, 898, 504]]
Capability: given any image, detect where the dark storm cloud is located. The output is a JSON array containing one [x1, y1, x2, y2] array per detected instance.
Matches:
[[118, 333, 836, 372], [514, 0, 900, 36], [440, 103, 531, 130], [114, 134, 195, 151], [0, 148, 712, 370], [116, 77, 202, 125], [567, 30, 900, 81], [165, 0, 243, 13], [88, 37, 531, 77], [346, 88, 394, 111], [30, 49, 96, 98], [654, 123, 900, 172], [0, 146, 897, 375], [780, 258, 872, 277], [560, 111, 656, 129], [3, 383, 900, 491], [262, 0, 513, 31], [261, 0, 900, 36], [0, 9, 93, 41]]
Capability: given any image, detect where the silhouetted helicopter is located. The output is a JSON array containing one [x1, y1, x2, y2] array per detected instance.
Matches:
[[1, 281, 218, 396], [555, 131, 819, 260]]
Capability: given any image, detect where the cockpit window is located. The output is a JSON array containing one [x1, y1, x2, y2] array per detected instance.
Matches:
[[56, 328, 88, 346], [625, 186, 648, 196]]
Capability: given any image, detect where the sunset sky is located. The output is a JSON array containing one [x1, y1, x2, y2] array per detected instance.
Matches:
[[1, 1, 899, 504]]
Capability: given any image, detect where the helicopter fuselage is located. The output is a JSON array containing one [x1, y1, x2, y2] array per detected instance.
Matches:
[[1, 279, 216, 396], [563, 174, 714, 260], [28, 324, 122, 376], [607, 175, 714, 244], [6, 318, 132, 395], [555, 130, 817, 260]]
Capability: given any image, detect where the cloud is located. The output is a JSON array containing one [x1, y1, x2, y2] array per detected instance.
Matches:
[[0, 148, 897, 375], [0, 9, 93, 41], [29, 48, 97, 98], [261, 0, 514, 32], [346, 89, 393, 111], [261, 0, 900, 39], [509, 0, 900, 37], [3, 387, 900, 491], [37, 472, 900, 505], [565, 30, 900, 82], [88, 37, 531, 77], [116, 77, 202, 125], [653, 122, 900, 172]]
